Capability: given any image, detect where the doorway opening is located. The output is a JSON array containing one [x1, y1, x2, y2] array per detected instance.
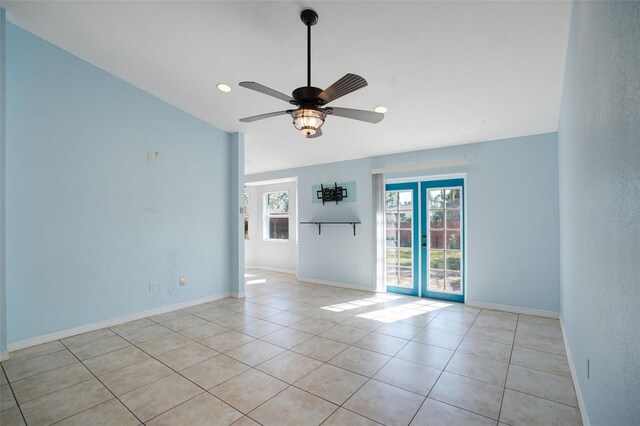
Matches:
[[385, 178, 465, 303]]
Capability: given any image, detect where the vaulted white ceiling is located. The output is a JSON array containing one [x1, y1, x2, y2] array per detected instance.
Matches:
[[4, 1, 572, 174]]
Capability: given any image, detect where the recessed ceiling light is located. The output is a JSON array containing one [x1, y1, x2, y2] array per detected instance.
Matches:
[[217, 83, 232, 93], [374, 106, 388, 114]]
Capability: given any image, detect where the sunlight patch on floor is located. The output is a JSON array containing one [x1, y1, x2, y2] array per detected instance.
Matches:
[[356, 300, 453, 323], [320, 294, 405, 312]]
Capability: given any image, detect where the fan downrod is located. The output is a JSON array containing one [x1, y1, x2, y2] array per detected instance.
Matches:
[[300, 9, 318, 26]]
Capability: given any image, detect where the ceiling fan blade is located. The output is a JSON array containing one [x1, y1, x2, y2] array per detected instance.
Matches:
[[318, 74, 368, 105], [306, 128, 323, 139], [327, 107, 384, 123], [239, 110, 290, 123], [239, 81, 295, 103]]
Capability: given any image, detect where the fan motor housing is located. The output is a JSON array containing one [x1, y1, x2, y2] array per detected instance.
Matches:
[[292, 86, 324, 105]]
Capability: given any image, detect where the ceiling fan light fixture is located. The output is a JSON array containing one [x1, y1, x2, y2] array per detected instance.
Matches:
[[238, 9, 384, 136], [292, 108, 326, 136]]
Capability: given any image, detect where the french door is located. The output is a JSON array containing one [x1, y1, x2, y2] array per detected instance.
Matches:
[[421, 179, 464, 302], [385, 179, 465, 302], [384, 183, 419, 296]]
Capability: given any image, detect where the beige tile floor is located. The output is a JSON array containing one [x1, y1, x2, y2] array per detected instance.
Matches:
[[0, 270, 582, 425]]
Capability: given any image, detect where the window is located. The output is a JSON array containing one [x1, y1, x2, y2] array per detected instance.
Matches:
[[265, 191, 289, 240], [244, 193, 249, 240]]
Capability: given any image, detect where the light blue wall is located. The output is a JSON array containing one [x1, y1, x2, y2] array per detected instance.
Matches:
[[0, 8, 7, 354], [5, 23, 234, 344], [558, 2, 640, 425], [247, 132, 560, 313]]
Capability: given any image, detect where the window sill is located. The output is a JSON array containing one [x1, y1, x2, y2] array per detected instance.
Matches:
[[263, 239, 290, 243]]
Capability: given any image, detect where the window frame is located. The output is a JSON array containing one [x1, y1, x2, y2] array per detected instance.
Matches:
[[263, 191, 290, 241]]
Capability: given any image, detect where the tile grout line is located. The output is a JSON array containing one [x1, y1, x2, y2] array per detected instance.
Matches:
[[113, 310, 360, 424], [217, 311, 413, 424], [51, 323, 214, 424], [496, 313, 519, 425], [1, 363, 29, 426], [116, 336, 249, 422], [505, 319, 581, 410], [407, 306, 479, 425], [55, 339, 146, 426], [112, 328, 258, 423], [27, 276, 359, 422], [243, 274, 428, 423]]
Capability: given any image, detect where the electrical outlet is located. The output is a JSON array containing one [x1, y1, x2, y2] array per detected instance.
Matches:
[[355, 263, 360, 271], [148, 282, 156, 292], [179, 277, 186, 286]]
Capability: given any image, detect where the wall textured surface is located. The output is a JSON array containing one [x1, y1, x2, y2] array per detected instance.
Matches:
[[248, 133, 561, 313], [6, 23, 233, 344], [558, 2, 640, 425]]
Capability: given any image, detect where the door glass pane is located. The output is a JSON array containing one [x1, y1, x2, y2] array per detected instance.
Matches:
[[386, 265, 399, 285], [430, 230, 445, 249], [430, 269, 445, 290], [398, 248, 412, 267], [446, 210, 460, 229], [386, 247, 398, 264], [446, 271, 461, 292], [386, 230, 398, 247], [430, 250, 444, 269], [399, 230, 412, 248], [429, 210, 444, 229], [385, 189, 414, 289], [446, 231, 461, 250], [399, 213, 412, 229], [386, 192, 398, 209], [428, 190, 444, 208], [446, 251, 461, 270], [398, 192, 413, 210], [386, 213, 398, 228], [399, 267, 412, 286], [445, 189, 461, 208]]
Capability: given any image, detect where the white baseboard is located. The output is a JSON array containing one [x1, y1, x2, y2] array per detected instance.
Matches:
[[296, 275, 376, 293], [245, 265, 297, 275], [0, 351, 8, 361], [465, 300, 559, 318], [7, 292, 233, 352], [560, 317, 590, 426], [232, 292, 246, 299], [245, 266, 379, 293]]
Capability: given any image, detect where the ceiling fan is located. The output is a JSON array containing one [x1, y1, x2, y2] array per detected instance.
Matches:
[[238, 9, 384, 138]]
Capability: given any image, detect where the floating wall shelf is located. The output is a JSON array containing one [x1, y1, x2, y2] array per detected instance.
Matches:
[[300, 221, 361, 236]]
